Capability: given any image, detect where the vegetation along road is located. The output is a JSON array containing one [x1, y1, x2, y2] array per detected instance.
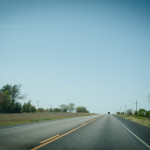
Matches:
[[0, 114, 150, 150]]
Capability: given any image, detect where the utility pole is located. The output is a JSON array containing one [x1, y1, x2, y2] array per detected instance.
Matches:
[[135, 100, 138, 116]]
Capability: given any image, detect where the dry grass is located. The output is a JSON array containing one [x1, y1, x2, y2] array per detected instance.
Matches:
[[118, 115, 150, 128], [0, 112, 95, 126]]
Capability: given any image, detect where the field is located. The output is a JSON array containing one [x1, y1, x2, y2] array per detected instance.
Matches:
[[0, 112, 95, 126], [118, 115, 150, 128]]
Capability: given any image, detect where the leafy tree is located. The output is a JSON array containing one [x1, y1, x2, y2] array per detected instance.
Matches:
[[0, 92, 14, 113], [67, 103, 75, 112], [22, 100, 36, 113], [76, 106, 89, 113], [37, 108, 45, 112], [22, 102, 30, 113], [53, 108, 61, 112], [0, 84, 25, 102], [50, 108, 53, 112], [138, 109, 146, 117], [146, 110, 150, 118], [59, 104, 68, 112], [134, 110, 138, 116], [30, 105, 36, 112], [14, 102, 22, 113], [0, 84, 25, 113], [45, 108, 50, 112]]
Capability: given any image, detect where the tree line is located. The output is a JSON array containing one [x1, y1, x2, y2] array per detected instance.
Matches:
[[0, 84, 89, 113], [116, 93, 150, 118], [117, 108, 150, 118]]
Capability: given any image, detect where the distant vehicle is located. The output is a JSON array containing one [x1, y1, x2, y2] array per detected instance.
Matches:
[[108, 112, 110, 114]]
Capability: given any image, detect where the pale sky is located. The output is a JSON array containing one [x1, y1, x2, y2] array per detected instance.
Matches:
[[0, 0, 150, 114]]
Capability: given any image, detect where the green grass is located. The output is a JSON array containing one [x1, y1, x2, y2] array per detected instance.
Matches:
[[0, 112, 95, 126], [117, 115, 150, 128]]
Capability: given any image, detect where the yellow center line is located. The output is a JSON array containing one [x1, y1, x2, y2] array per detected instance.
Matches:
[[31, 116, 104, 150], [40, 135, 60, 144], [81, 122, 88, 126], [31, 127, 82, 150]]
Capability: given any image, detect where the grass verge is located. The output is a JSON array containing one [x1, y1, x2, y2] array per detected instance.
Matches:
[[117, 115, 150, 128], [0, 112, 95, 126]]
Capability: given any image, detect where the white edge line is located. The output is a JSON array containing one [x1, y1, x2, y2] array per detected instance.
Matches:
[[113, 115, 150, 150]]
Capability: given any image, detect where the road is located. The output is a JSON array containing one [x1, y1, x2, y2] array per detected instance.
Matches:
[[0, 114, 150, 150]]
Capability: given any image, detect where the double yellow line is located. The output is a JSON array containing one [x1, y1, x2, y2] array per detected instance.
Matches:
[[31, 116, 103, 150]]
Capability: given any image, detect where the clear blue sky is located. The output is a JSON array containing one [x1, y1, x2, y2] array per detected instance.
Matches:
[[0, 0, 150, 114]]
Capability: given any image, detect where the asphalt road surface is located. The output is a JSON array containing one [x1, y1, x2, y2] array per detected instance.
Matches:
[[0, 114, 150, 150]]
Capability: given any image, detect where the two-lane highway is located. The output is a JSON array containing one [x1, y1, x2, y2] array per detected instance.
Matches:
[[0, 115, 100, 150], [0, 114, 150, 150]]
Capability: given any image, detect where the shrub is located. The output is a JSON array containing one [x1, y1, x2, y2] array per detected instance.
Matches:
[[138, 109, 146, 117], [53, 108, 61, 112], [116, 112, 120, 115], [134, 110, 138, 116], [121, 112, 124, 115], [37, 108, 45, 112], [146, 110, 150, 118], [76, 106, 89, 113]]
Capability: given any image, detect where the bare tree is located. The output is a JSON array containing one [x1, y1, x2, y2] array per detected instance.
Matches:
[[67, 103, 75, 112], [126, 108, 133, 116], [59, 104, 68, 112]]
